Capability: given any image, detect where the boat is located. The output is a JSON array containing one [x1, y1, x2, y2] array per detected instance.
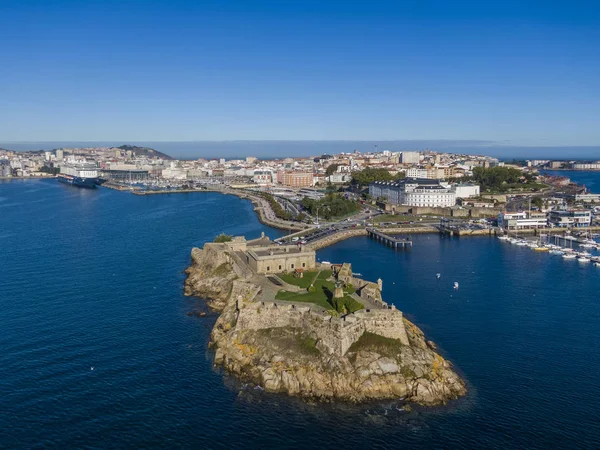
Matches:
[[563, 253, 577, 259], [594, 262, 600, 267], [436, 273, 441, 279], [549, 249, 564, 255], [453, 282, 459, 289], [578, 256, 591, 263], [497, 235, 509, 241], [516, 240, 528, 247], [57, 163, 99, 188], [534, 246, 549, 252]]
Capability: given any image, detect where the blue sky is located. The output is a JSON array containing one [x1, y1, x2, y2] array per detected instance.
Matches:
[[1, 0, 599, 148]]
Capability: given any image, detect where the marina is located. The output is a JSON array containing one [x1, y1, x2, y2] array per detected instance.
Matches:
[[498, 232, 600, 265]]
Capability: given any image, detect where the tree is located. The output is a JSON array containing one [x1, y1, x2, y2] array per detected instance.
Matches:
[[531, 197, 543, 209], [214, 233, 233, 243], [351, 168, 393, 186], [325, 164, 340, 176]]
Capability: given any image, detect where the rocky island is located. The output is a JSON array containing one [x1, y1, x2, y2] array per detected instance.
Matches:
[[184, 234, 466, 405]]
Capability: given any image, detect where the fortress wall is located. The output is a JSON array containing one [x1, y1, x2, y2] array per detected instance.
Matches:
[[231, 281, 261, 305], [236, 303, 347, 355], [358, 310, 409, 345], [202, 243, 231, 269], [338, 318, 367, 355], [230, 252, 254, 280], [235, 303, 410, 354]]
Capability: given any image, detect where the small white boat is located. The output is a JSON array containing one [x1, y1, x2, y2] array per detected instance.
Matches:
[[549, 249, 564, 255], [580, 243, 596, 249], [436, 273, 441, 279], [578, 256, 591, 263], [497, 235, 509, 241], [563, 253, 577, 259], [594, 262, 600, 267], [516, 241, 528, 247], [453, 282, 459, 289]]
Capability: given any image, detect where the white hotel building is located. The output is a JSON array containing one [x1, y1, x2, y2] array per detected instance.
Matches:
[[369, 178, 456, 207]]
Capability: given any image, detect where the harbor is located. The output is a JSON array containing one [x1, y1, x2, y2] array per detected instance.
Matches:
[[498, 232, 600, 265]]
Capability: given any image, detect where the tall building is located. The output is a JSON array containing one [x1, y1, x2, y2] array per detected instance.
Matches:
[[278, 171, 314, 188], [55, 149, 64, 160], [400, 151, 420, 164], [369, 178, 456, 207], [0, 160, 12, 177]]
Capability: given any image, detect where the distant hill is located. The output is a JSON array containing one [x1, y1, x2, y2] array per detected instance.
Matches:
[[117, 145, 173, 160]]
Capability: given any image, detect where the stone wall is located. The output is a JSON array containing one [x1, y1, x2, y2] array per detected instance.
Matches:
[[235, 301, 409, 356]]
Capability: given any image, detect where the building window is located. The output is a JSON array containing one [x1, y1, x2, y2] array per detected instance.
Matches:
[[302, 263, 305, 267], [279, 265, 282, 270], [266, 266, 270, 272], [290, 264, 294, 269]]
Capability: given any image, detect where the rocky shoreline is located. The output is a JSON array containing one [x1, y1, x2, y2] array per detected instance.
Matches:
[[184, 239, 466, 406]]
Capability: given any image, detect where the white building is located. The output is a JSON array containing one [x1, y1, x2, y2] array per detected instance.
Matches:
[[497, 212, 548, 230], [326, 173, 352, 184], [406, 168, 428, 178], [548, 210, 592, 228], [575, 193, 600, 203], [369, 178, 456, 207], [572, 162, 600, 170], [452, 183, 480, 198], [400, 151, 420, 164]]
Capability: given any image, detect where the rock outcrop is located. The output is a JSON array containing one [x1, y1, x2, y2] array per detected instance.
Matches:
[[184, 247, 237, 311], [185, 245, 466, 406]]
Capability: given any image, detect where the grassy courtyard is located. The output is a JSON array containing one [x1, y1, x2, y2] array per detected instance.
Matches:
[[275, 270, 363, 314]]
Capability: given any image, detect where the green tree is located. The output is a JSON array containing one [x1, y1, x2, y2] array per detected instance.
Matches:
[[214, 233, 233, 243], [351, 168, 393, 186], [325, 164, 340, 176]]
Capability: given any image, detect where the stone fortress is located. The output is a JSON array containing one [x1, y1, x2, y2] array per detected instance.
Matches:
[[201, 234, 410, 357]]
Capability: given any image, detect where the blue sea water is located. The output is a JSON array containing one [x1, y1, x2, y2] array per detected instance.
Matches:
[[2, 178, 600, 448], [543, 170, 600, 194]]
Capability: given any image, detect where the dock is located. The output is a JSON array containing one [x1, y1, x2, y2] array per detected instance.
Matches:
[[366, 228, 412, 249]]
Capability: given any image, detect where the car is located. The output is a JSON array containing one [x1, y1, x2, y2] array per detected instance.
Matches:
[[292, 237, 299, 242]]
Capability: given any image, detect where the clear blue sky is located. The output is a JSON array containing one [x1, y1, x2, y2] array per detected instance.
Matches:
[[1, 0, 599, 146]]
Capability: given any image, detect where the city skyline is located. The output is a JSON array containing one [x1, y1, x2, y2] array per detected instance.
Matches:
[[1, 1, 599, 145], [2, 140, 600, 160]]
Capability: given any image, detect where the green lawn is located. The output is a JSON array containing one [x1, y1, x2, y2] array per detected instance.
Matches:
[[275, 269, 362, 313], [278, 270, 332, 289]]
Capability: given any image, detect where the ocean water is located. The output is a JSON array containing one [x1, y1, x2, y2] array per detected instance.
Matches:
[[2, 178, 600, 448], [543, 170, 600, 194]]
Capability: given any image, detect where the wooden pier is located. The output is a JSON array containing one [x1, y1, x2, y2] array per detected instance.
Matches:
[[366, 228, 412, 249]]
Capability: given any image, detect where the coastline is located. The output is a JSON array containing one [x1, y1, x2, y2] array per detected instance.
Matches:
[[184, 237, 467, 405]]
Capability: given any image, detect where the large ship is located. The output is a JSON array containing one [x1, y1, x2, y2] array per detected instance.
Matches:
[[57, 163, 100, 188]]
